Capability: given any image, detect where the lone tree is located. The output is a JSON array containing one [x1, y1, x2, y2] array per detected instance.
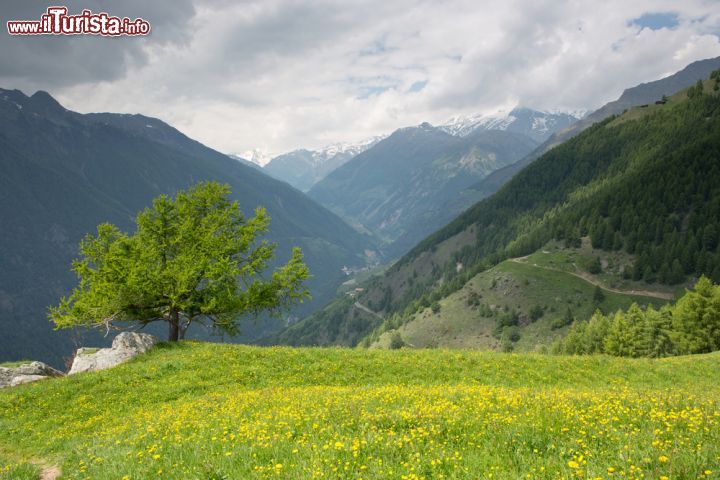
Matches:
[[49, 182, 309, 341]]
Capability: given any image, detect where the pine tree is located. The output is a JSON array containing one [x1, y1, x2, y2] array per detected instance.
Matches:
[[604, 311, 637, 357], [668, 259, 685, 285], [671, 276, 720, 354]]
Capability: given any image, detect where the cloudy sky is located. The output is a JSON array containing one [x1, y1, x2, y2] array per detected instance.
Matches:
[[2, 0, 720, 160]]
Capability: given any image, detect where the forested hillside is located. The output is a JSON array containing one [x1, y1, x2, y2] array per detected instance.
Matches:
[[272, 74, 720, 348]]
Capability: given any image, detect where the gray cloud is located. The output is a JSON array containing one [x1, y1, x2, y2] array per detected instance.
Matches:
[[0, 0, 195, 89], [1, 0, 719, 156]]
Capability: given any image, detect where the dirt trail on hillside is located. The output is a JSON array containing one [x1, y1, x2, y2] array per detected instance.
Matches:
[[354, 301, 383, 319], [509, 258, 675, 300]]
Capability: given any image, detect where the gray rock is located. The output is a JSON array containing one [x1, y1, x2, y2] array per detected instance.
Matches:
[[10, 374, 48, 387], [68, 332, 158, 375], [0, 361, 64, 388]]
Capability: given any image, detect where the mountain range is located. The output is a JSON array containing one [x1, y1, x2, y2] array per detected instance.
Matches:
[[257, 108, 583, 257], [258, 108, 581, 193], [270, 58, 720, 349], [438, 107, 583, 142], [0, 88, 375, 367], [308, 124, 539, 256]]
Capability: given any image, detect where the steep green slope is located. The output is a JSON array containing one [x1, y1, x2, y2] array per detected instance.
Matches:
[[308, 124, 538, 256], [1, 343, 719, 479], [0, 89, 376, 367], [275, 74, 720, 348], [365, 241, 671, 351]]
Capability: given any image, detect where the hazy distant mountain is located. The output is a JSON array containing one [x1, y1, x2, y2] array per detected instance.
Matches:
[[439, 107, 583, 143], [0, 88, 376, 367], [308, 123, 538, 256], [263, 136, 385, 191]]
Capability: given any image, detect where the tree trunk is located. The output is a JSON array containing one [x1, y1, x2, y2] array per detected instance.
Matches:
[[178, 316, 191, 340], [168, 308, 180, 342]]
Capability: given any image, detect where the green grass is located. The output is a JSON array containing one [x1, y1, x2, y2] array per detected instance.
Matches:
[[0, 452, 40, 480], [372, 248, 668, 351], [0, 343, 719, 479]]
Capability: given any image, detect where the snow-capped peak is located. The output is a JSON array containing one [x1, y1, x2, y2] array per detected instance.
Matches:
[[543, 108, 590, 119], [439, 110, 516, 137], [235, 148, 273, 167], [438, 107, 584, 142], [269, 135, 388, 167], [312, 135, 387, 163]]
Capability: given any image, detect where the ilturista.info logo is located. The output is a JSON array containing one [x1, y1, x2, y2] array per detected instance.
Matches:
[[7, 6, 151, 36]]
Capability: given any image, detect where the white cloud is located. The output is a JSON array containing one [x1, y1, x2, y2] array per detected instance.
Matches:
[[2, 0, 719, 155]]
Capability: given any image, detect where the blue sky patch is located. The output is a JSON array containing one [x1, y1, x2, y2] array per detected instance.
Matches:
[[630, 12, 679, 30], [358, 85, 393, 99], [408, 80, 427, 93]]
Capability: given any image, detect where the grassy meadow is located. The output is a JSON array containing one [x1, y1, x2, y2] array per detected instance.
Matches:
[[1, 343, 719, 479]]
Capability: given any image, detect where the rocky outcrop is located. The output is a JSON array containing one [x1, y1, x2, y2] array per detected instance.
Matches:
[[68, 332, 158, 375], [0, 361, 64, 388]]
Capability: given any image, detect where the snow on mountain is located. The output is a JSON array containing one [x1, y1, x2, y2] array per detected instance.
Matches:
[[438, 107, 583, 143], [235, 148, 274, 167], [440, 111, 516, 137], [307, 135, 386, 165]]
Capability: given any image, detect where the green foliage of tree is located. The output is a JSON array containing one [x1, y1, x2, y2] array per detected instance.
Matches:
[[554, 277, 720, 357], [389, 331, 405, 350], [529, 305, 545, 322], [687, 79, 705, 99], [551, 307, 575, 330], [671, 276, 720, 354], [604, 306, 643, 357], [49, 182, 310, 341]]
